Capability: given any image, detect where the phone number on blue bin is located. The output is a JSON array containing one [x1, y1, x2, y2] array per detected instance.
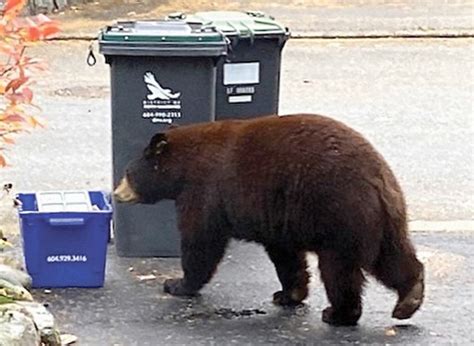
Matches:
[[46, 255, 88, 263]]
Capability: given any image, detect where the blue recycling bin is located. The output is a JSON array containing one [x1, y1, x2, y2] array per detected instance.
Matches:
[[17, 191, 112, 288]]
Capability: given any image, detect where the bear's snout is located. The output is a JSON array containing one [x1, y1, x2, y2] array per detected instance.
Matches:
[[114, 176, 139, 203]]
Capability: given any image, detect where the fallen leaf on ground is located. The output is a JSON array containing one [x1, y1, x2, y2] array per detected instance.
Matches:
[[136, 274, 156, 282], [60, 333, 78, 345]]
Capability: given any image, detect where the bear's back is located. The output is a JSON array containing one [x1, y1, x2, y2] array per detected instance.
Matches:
[[228, 114, 385, 181], [166, 114, 388, 185]]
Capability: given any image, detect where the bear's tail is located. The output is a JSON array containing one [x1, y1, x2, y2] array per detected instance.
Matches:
[[372, 169, 425, 320]]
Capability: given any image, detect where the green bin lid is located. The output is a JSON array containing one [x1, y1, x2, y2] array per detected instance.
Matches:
[[99, 20, 228, 57], [168, 11, 289, 38]]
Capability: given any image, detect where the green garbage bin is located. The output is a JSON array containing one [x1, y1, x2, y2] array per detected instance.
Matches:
[[168, 11, 290, 120], [99, 21, 227, 257]]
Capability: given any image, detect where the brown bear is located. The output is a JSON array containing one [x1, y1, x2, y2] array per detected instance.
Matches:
[[114, 114, 424, 326]]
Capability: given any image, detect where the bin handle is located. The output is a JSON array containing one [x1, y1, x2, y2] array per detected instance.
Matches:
[[225, 21, 241, 39], [239, 21, 255, 44], [87, 41, 97, 67], [48, 218, 85, 227], [224, 36, 233, 62], [280, 27, 291, 45], [246, 11, 269, 19], [168, 12, 186, 20]]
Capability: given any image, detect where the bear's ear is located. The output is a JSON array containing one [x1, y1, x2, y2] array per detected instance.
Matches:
[[155, 140, 167, 155], [146, 133, 168, 157]]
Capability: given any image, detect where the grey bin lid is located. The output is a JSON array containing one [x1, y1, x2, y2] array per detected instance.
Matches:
[[168, 11, 289, 40], [99, 20, 228, 57]]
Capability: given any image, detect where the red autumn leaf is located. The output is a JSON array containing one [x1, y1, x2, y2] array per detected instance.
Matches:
[[28, 15, 60, 39], [5, 76, 29, 92], [5, 92, 23, 104], [0, 154, 6, 167], [18, 65, 26, 79], [1, 0, 59, 168], [2, 114, 27, 123], [27, 26, 41, 41], [21, 87, 33, 103], [5, 87, 33, 104], [3, 0, 27, 15], [40, 23, 61, 38]]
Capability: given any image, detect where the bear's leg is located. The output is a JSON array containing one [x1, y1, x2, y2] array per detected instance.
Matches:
[[371, 244, 424, 320], [164, 199, 230, 297], [164, 236, 229, 297], [318, 250, 365, 326], [265, 246, 309, 306]]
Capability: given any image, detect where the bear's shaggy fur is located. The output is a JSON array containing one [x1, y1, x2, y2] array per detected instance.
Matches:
[[114, 114, 424, 326]]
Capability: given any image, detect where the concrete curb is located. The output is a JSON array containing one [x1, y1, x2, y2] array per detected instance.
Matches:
[[290, 31, 474, 39], [409, 220, 474, 232], [48, 30, 474, 41]]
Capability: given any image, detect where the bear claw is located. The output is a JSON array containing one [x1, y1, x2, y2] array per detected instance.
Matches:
[[163, 278, 198, 297]]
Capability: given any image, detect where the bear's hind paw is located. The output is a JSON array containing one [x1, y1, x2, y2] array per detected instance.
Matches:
[[392, 279, 424, 320]]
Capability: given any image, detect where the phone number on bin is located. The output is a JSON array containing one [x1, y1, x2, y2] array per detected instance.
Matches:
[[46, 255, 88, 263]]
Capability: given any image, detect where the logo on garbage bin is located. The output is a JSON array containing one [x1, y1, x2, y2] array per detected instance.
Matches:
[[142, 72, 182, 124], [144, 72, 181, 101]]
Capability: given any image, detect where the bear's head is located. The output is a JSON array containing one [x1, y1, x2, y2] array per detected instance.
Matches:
[[114, 132, 178, 204]]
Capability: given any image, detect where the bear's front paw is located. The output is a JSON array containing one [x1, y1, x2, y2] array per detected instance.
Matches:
[[272, 290, 304, 307], [322, 306, 361, 326], [163, 278, 198, 297]]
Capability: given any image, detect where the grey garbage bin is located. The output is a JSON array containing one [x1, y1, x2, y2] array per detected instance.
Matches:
[[168, 11, 289, 120], [99, 21, 227, 257]]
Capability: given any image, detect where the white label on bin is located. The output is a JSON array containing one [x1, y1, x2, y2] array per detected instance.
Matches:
[[224, 62, 260, 86], [228, 95, 253, 103], [141, 72, 182, 124], [47, 255, 88, 263]]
